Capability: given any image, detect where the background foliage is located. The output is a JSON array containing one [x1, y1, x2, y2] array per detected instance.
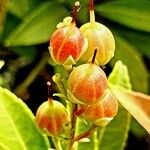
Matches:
[[0, 0, 150, 149]]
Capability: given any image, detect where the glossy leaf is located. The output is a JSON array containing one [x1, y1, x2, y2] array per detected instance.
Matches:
[[109, 61, 150, 134], [110, 34, 149, 93], [108, 61, 131, 90], [94, 61, 131, 150], [111, 86, 150, 134], [96, 1, 150, 32], [0, 87, 50, 150], [98, 106, 131, 150], [4, 2, 68, 46]]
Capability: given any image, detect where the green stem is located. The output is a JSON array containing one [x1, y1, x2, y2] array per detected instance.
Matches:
[[52, 137, 63, 150], [67, 103, 78, 150], [14, 52, 49, 97], [98, 127, 106, 149], [73, 124, 97, 142], [94, 130, 99, 150]]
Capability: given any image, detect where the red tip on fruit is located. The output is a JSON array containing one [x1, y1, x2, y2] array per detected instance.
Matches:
[[71, 1, 80, 25]]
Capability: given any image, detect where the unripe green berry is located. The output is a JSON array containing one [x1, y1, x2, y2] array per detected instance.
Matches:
[[36, 99, 70, 136], [80, 22, 115, 65], [68, 63, 107, 104], [80, 0, 115, 65], [81, 90, 118, 126]]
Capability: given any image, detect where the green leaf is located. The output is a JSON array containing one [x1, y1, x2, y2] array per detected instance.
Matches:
[[112, 26, 150, 58], [96, 1, 150, 32], [109, 61, 150, 134], [110, 34, 149, 93], [1, 13, 22, 41], [4, 1, 68, 46], [77, 0, 89, 24], [9, 0, 40, 18], [76, 118, 94, 150], [108, 60, 131, 90], [94, 61, 131, 150], [11, 46, 37, 63], [0, 0, 9, 32], [130, 118, 148, 136], [0, 87, 50, 150], [98, 106, 131, 150]]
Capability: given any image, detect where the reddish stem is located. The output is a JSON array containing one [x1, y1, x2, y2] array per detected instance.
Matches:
[[71, 1, 80, 25], [89, 0, 95, 23], [73, 125, 97, 142], [89, 0, 94, 12]]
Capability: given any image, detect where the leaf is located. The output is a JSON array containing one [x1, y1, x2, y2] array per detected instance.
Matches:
[[109, 60, 150, 134], [76, 118, 94, 150], [4, 1, 68, 46], [110, 34, 149, 93], [9, 0, 41, 18], [11, 46, 37, 63], [108, 60, 131, 90], [98, 106, 131, 150], [94, 61, 131, 150], [96, 0, 150, 32], [0, 0, 9, 32], [113, 27, 150, 58], [1, 13, 22, 41], [0, 87, 50, 150], [77, 0, 89, 24], [111, 86, 150, 134]]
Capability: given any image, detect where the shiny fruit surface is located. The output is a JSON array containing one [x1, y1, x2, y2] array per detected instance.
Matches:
[[82, 90, 118, 126], [36, 100, 69, 136], [68, 63, 107, 104], [80, 22, 115, 65], [49, 26, 87, 64]]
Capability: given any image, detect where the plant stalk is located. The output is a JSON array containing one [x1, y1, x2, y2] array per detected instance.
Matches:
[[67, 103, 78, 150], [73, 124, 97, 142], [52, 137, 63, 150]]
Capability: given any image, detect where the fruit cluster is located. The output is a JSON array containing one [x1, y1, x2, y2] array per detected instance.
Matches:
[[36, 0, 118, 140]]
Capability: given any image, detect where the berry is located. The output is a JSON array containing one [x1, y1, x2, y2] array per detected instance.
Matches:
[[80, 0, 115, 65], [81, 90, 118, 126], [36, 82, 70, 136], [68, 51, 107, 104], [49, 1, 88, 65], [36, 100, 70, 136]]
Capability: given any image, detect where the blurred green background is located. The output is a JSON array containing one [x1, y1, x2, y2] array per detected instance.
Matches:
[[0, 0, 150, 149]]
